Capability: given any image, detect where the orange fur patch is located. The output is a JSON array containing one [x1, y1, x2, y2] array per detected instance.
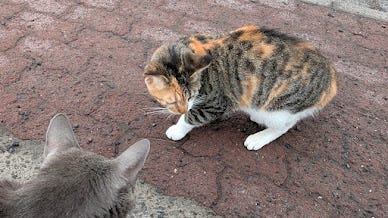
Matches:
[[253, 42, 276, 59], [295, 42, 315, 50], [189, 37, 221, 55], [237, 27, 264, 42], [234, 26, 259, 33], [262, 82, 289, 109], [145, 76, 188, 114], [313, 65, 337, 108], [189, 38, 208, 55], [239, 74, 261, 107]]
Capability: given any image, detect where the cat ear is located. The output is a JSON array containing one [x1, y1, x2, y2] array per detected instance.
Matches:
[[181, 49, 212, 74], [144, 61, 169, 88], [114, 139, 150, 184], [0, 178, 21, 191], [44, 114, 80, 159], [144, 75, 169, 89]]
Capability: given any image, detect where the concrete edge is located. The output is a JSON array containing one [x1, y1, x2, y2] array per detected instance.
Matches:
[[299, 0, 332, 7], [299, 0, 388, 22], [332, 0, 388, 22]]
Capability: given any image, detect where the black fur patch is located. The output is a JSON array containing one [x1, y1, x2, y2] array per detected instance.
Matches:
[[230, 30, 244, 40], [194, 34, 208, 43], [167, 45, 180, 67], [260, 27, 301, 43]]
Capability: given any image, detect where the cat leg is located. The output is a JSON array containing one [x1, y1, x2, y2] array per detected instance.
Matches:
[[244, 107, 318, 150], [166, 103, 226, 141], [166, 115, 195, 140], [242, 108, 306, 150], [244, 127, 291, 150], [246, 113, 280, 150]]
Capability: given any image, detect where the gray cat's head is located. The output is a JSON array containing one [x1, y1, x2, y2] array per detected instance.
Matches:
[[1, 114, 150, 218]]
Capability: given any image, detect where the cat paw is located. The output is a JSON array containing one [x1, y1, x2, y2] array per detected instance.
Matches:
[[244, 134, 267, 150], [166, 125, 188, 141], [244, 128, 286, 150]]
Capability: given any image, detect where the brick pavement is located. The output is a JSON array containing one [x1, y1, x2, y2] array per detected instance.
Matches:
[[0, 0, 387, 217]]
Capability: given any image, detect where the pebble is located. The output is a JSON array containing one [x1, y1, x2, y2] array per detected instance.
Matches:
[[332, 192, 340, 199], [7, 146, 16, 153]]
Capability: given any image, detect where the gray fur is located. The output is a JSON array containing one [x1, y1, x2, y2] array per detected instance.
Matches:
[[0, 114, 150, 218]]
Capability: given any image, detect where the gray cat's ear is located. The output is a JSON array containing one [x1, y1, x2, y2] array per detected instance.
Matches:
[[114, 139, 150, 184], [181, 48, 212, 74], [0, 178, 21, 191], [44, 114, 80, 159]]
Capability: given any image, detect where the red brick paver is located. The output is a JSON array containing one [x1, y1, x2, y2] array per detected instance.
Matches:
[[1, 0, 387, 217]]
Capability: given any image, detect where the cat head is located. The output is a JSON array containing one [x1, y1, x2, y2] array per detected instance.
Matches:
[[8, 114, 150, 218], [144, 36, 213, 114]]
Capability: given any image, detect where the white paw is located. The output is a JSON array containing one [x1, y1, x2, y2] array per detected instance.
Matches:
[[244, 134, 267, 151], [244, 128, 286, 151], [166, 125, 188, 141]]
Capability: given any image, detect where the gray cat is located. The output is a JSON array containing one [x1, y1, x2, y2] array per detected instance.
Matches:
[[0, 114, 150, 218]]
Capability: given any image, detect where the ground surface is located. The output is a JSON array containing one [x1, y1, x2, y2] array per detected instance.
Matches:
[[0, 0, 387, 217]]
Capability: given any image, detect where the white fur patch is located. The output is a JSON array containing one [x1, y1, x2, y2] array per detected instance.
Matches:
[[166, 115, 194, 141], [241, 107, 319, 150], [188, 99, 195, 110], [241, 107, 318, 129]]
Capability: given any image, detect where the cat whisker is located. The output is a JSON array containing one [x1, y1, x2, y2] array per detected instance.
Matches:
[[143, 107, 166, 111], [144, 109, 168, 113], [144, 107, 171, 116], [145, 111, 170, 115], [143, 107, 167, 112], [165, 113, 175, 121]]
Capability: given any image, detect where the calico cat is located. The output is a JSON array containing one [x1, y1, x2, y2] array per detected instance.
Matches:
[[0, 114, 150, 218], [144, 26, 337, 151]]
